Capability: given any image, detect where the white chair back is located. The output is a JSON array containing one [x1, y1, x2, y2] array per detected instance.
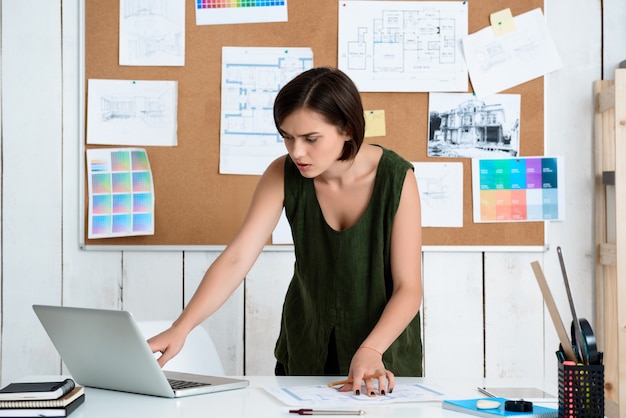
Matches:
[[137, 320, 225, 376]]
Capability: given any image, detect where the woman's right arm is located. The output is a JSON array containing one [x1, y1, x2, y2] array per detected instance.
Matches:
[[148, 155, 287, 367]]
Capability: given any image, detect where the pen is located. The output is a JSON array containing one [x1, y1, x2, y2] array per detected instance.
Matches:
[[327, 373, 385, 388], [289, 409, 365, 415], [476, 387, 496, 397]]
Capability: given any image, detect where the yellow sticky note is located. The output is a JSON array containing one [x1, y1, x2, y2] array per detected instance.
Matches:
[[490, 8, 516, 37], [364, 110, 386, 138]]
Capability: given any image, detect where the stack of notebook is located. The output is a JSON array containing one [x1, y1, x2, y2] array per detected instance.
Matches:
[[0, 378, 85, 417]]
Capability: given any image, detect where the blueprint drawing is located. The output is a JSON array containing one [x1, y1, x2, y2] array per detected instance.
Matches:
[[338, 1, 468, 92], [220, 47, 313, 175]]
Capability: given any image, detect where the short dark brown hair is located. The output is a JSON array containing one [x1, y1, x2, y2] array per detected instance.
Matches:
[[273, 67, 365, 161]]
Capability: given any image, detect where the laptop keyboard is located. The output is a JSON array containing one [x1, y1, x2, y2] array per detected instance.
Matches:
[[168, 379, 212, 389]]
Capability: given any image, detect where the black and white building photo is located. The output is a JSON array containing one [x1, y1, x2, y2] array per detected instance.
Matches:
[[427, 93, 521, 158]]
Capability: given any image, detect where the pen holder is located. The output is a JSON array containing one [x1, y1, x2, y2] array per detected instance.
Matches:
[[558, 361, 604, 417]]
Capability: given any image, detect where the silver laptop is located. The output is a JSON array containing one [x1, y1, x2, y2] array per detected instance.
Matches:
[[32, 305, 248, 398]]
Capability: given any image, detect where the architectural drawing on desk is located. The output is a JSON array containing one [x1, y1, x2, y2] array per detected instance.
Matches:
[[119, 0, 185, 66], [427, 92, 521, 159], [338, 1, 468, 92], [87, 79, 178, 146], [220, 47, 313, 175], [413, 162, 463, 227]]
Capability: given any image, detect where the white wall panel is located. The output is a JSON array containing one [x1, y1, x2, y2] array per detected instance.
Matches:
[[484, 253, 545, 383], [422, 252, 483, 378], [0, 1, 3, 373], [184, 252, 245, 376], [63, 255, 123, 308], [602, 0, 626, 80], [1, 0, 63, 386], [122, 251, 183, 321], [60, 0, 123, 313], [244, 250, 294, 375]]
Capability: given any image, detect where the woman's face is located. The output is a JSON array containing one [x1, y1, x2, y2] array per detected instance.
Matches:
[[279, 108, 350, 178]]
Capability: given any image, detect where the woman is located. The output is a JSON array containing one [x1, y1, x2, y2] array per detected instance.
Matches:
[[148, 67, 423, 397]]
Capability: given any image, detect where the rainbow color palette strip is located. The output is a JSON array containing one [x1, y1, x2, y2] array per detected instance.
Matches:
[[472, 156, 565, 222], [87, 148, 155, 238], [195, 0, 287, 25], [197, 0, 285, 8]]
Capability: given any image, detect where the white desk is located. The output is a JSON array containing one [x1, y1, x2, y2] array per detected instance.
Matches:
[[68, 376, 556, 418]]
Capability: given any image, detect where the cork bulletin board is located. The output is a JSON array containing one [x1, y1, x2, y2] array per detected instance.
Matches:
[[81, 0, 545, 249]]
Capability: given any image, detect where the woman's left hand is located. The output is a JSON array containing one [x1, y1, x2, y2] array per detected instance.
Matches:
[[339, 347, 394, 396]]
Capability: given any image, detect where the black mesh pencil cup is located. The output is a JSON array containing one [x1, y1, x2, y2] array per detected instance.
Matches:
[[558, 361, 604, 418]]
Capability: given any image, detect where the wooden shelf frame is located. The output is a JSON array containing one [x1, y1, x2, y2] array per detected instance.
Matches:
[[594, 69, 626, 417]]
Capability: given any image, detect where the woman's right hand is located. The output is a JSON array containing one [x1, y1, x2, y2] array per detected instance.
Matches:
[[147, 324, 189, 368]]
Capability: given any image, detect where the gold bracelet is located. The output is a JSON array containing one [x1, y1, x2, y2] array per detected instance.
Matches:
[[359, 345, 383, 356]]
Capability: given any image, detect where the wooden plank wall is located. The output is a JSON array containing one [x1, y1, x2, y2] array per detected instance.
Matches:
[[0, 0, 604, 399]]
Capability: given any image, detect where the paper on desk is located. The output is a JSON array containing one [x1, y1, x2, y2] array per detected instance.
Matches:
[[264, 383, 446, 406]]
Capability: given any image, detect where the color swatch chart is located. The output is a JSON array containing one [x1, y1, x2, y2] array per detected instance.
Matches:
[[472, 156, 564, 223], [197, 0, 286, 8], [87, 148, 155, 239], [195, 0, 287, 25]]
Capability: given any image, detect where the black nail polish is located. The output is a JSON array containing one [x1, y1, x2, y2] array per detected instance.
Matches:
[[356, 390, 360, 396], [389, 388, 393, 394], [381, 390, 386, 395], [370, 391, 375, 396]]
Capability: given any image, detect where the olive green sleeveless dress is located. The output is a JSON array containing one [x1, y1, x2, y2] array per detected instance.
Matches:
[[274, 146, 423, 376]]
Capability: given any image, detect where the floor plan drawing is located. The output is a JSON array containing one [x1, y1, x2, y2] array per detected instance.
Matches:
[[338, 1, 468, 92], [220, 47, 313, 175]]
